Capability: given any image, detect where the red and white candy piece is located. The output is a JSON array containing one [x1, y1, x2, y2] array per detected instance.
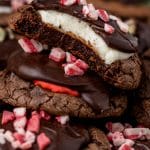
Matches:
[[27, 113, 40, 133], [64, 63, 84, 76], [106, 122, 124, 133], [4, 130, 15, 143], [11, 140, 21, 149], [37, 133, 51, 150], [18, 38, 43, 53], [124, 128, 150, 140], [109, 15, 121, 21], [39, 110, 51, 121], [0, 135, 6, 145], [82, 5, 90, 17], [20, 141, 32, 149], [98, 9, 109, 22], [2, 111, 15, 125], [26, 0, 34, 4], [49, 47, 66, 63], [25, 131, 36, 144], [112, 132, 126, 147], [118, 144, 134, 150], [56, 115, 69, 125], [88, 4, 98, 20], [13, 132, 25, 143], [60, 0, 76, 6], [13, 116, 27, 130], [117, 20, 129, 33], [124, 139, 135, 147], [104, 23, 115, 34], [107, 132, 113, 142], [66, 52, 77, 63], [77, 0, 87, 5], [11, 0, 25, 11], [75, 59, 89, 71], [13, 107, 26, 118]]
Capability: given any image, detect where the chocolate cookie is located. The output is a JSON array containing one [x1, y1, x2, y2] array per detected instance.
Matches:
[[9, 0, 142, 90], [0, 70, 127, 118], [133, 50, 150, 127]]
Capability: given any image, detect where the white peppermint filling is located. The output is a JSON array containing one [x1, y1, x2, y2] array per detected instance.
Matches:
[[0, 6, 12, 14], [38, 10, 133, 64]]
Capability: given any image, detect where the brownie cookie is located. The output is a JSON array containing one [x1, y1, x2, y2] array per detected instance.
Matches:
[[9, 0, 142, 90], [0, 70, 127, 118], [133, 50, 150, 127]]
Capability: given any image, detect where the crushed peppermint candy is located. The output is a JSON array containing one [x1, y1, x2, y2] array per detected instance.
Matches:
[[1, 111, 15, 125], [77, 0, 87, 5], [82, 5, 90, 17], [0, 108, 52, 150], [56, 115, 70, 125], [27, 113, 40, 133], [106, 122, 150, 149], [87, 4, 98, 20], [18, 38, 43, 53], [98, 9, 109, 22], [117, 20, 129, 33], [66, 52, 77, 63], [49, 47, 66, 62], [64, 63, 84, 76], [104, 23, 115, 34], [37, 133, 51, 150], [13, 107, 26, 118], [60, 0, 76, 6]]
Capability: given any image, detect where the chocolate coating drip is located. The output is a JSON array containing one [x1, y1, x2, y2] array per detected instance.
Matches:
[[0, 40, 20, 70], [7, 51, 111, 111]]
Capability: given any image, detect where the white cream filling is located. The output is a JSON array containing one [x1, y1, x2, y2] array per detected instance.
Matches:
[[0, 6, 12, 14], [38, 10, 133, 64]]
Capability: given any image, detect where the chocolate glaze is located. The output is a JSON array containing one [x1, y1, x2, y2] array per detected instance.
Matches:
[[7, 50, 113, 111], [0, 113, 89, 150], [0, 39, 21, 70], [32, 0, 138, 53]]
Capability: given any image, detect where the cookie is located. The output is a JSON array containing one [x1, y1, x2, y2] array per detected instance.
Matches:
[[0, 70, 127, 118], [133, 50, 150, 127], [9, 0, 142, 90]]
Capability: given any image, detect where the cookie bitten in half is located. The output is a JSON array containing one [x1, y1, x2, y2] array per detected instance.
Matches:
[[9, 0, 142, 90]]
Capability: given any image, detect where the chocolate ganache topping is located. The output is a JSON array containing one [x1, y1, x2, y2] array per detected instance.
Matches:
[[32, 0, 138, 53], [7, 50, 114, 112], [0, 39, 21, 70]]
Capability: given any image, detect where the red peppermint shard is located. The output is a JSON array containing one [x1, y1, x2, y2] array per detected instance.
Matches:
[[49, 47, 66, 62], [77, 0, 87, 5], [66, 52, 77, 63], [60, 0, 76, 6], [2, 111, 15, 125], [37, 133, 51, 150], [64, 63, 84, 76], [104, 23, 115, 34], [13, 132, 25, 143], [75, 59, 89, 71], [27, 113, 40, 133], [18, 38, 43, 53], [13, 107, 26, 118], [118, 144, 133, 150], [39, 110, 51, 121], [98, 9, 109, 22]]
